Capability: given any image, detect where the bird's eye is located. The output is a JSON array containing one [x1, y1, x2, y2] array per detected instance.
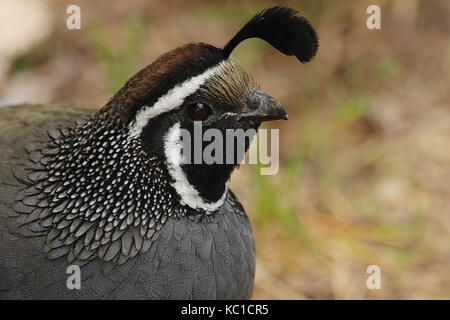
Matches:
[[187, 103, 212, 121]]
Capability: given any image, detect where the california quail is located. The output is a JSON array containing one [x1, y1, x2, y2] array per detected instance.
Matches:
[[0, 6, 318, 299]]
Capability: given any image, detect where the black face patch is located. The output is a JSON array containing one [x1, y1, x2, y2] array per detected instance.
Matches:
[[9, 5, 318, 271]]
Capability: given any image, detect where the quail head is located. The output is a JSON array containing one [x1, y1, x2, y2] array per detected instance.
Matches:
[[0, 6, 318, 299]]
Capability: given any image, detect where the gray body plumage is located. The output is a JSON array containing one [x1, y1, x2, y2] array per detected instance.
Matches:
[[0, 104, 255, 299], [0, 5, 319, 300]]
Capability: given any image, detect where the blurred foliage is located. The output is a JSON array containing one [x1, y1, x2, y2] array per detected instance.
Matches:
[[1, 0, 449, 300], [9, 38, 56, 75], [89, 16, 146, 93]]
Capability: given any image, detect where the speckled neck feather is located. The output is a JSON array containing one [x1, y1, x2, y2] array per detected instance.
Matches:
[[15, 108, 188, 265], [12, 6, 319, 267]]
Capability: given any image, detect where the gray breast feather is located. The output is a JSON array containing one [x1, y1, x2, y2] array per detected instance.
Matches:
[[0, 104, 255, 299], [0, 202, 255, 299]]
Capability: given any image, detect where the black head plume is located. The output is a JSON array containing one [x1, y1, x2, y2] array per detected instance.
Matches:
[[222, 6, 318, 63]]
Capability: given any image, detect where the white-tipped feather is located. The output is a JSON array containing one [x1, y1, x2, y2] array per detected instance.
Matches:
[[163, 123, 226, 212]]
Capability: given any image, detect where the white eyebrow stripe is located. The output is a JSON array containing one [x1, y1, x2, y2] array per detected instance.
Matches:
[[128, 61, 226, 138]]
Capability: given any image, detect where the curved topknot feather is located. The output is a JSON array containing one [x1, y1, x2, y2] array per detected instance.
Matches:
[[222, 6, 319, 63]]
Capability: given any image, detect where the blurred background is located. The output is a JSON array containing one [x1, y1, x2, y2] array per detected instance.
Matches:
[[0, 0, 449, 299]]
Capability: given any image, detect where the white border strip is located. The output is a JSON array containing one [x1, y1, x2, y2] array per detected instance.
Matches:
[[164, 123, 227, 212], [128, 62, 226, 138]]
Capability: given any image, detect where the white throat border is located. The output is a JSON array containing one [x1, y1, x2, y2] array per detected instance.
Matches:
[[163, 123, 227, 212]]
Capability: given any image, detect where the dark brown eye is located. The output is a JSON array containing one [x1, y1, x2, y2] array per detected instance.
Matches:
[[187, 103, 212, 121]]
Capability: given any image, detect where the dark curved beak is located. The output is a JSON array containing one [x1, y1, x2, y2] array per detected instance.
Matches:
[[239, 90, 288, 122]]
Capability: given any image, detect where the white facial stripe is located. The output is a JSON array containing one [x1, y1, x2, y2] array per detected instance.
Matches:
[[128, 62, 227, 138], [163, 123, 227, 212]]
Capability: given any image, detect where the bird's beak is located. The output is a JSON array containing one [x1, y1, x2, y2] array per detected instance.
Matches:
[[239, 90, 288, 123]]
